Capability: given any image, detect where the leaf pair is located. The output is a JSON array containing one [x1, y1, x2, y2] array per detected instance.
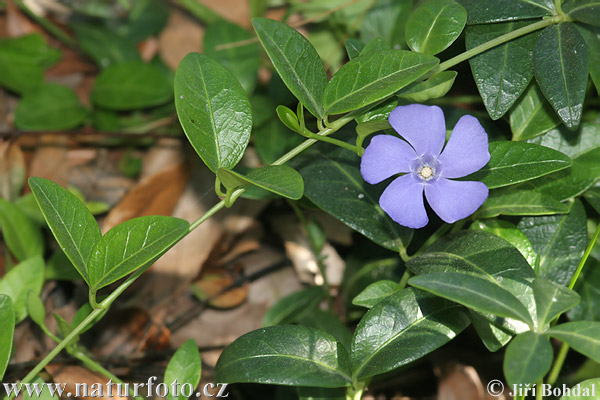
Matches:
[[29, 177, 189, 293]]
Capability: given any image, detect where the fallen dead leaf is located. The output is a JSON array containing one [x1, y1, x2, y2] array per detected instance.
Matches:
[[27, 135, 69, 189], [158, 10, 203, 70], [437, 363, 487, 400], [199, 0, 250, 27], [0, 141, 26, 200], [45, 364, 129, 400], [191, 269, 248, 309]]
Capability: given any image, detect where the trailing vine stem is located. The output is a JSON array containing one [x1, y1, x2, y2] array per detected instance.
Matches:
[[8, 15, 567, 396]]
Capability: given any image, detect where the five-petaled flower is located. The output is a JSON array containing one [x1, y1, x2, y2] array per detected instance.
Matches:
[[360, 104, 490, 229]]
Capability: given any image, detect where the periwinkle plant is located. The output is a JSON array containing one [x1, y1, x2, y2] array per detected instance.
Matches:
[[1, 1, 600, 400]]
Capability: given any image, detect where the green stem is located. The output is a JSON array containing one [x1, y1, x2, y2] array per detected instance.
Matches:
[[398, 269, 411, 289], [412, 223, 453, 258], [568, 222, 600, 290], [431, 15, 562, 76], [536, 379, 544, 400], [547, 342, 569, 386], [14, 0, 76, 48], [302, 130, 363, 155]]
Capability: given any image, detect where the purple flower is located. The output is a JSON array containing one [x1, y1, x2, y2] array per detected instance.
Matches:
[[360, 104, 490, 229]]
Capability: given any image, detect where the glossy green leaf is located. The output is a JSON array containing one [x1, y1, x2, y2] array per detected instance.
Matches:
[[355, 97, 399, 124], [469, 310, 513, 352], [253, 118, 302, 165], [204, 20, 260, 93], [216, 325, 352, 387], [91, 61, 172, 110], [297, 310, 352, 351], [564, 0, 600, 26], [252, 18, 327, 118], [397, 70, 457, 102], [407, 231, 536, 333], [218, 165, 304, 200], [584, 189, 600, 215], [164, 339, 202, 400], [323, 50, 438, 114], [0, 198, 44, 262], [547, 321, 600, 362], [466, 21, 538, 120], [358, 37, 392, 57], [533, 277, 580, 328], [409, 272, 533, 326], [344, 38, 365, 60], [406, 0, 467, 55], [518, 199, 587, 286], [360, 0, 412, 49], [351, 288, 469, 379], [294, 136, 413, 252], [0, 295, 15, 381], [352, 280, 403, 308], [0, 34, 60, 94], [174, 53, 252, 173], [464, 141, 571, 189], [510, 84, 561, 141], [71, 22, 140, 68], [88, 216, 189, 291], [534, 23, 588, 130], [458, 0, 554, 24], [262, 286, 324, 327], [116, 0, 169, 42], [29, 177, 101, 284], [477, 186, 570, 218], [0, 256, 44, 322], [503, 332, 553, 386], [575, 24, 600, 95], [561, 379, 600, 399], [568, 258, 600, 322], [470, 219, 537, 266], [14, 83, 87, 131], [275, 105, 301, 133]]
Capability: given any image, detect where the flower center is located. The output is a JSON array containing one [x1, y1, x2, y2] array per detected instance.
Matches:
[[419, 165, 434, 179]]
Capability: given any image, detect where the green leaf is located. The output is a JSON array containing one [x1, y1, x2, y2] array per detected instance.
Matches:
[[215, 325, 352, 387], [253, 118, 302, 164], [297, 387, 345, 400], [14, 83, 87, 131], [469, 310, 513, 352], [584, 189, 600, 215], [534, 23, 588, 130], [561, 379, 600, 399], [116, 0, 169, 42], [29, 177, 101, 285], [510, 83, 561, 141], [351, 288, 469, 379], [464, 141, 571, 189], [204, 20, 260, 94], [547, 321, 600, 362], [518, 199, 587, 286], [91, 61, 172, 110], [0, 256, 44, 322], [470, 219, 537, 266], [360, 0, 412, 50], [575, 24, 600, 95], [88, 216, 189, 291], [71, 22, 140, 68], [397, 70, 457, 102], [355, 97, 399, 124], [405, 0, 467, 55], [564, 0, 600, 26], [24, 376, 59, 400], [294, 135, 413, 252], [0, 295, 14, 381], [0, 198, 44, 262], [352, 280, 402, 308], [164, 339, 202, 400], [297, 310, 352, 351], [174, 53, 252, 173], [252, 18, 327, 118], [503, 332, 553, 386], [568, 258, 600, 322], [218, 165, 304, 200], [262, 286, 324, 327], [533, 277, 580, 329], [323, 49, 438, 114], [409, 272, 534, 326], [0, 34, 60, 94], [458, 0, 554, 24], [466, 21, 538, 120], [407, 231, 536, 333], [344, 38, 365, 60], [477, 186, 570, 218], [358, 37, 391, 57], [26, 292, 47, 330]]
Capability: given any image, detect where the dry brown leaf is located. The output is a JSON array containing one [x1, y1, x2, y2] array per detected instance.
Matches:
[[138, 37, 160, 62], [192, 270, 248, 309], [45, 365, 129, 400], [437, 363, 487, 400], [101, 162, 190, 233], [6, 0, 41, 37], [27, 135, 69, 189], [0, 141, 26, 200], [159, 10, 204, 70], [199, 0, 250, 27]]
